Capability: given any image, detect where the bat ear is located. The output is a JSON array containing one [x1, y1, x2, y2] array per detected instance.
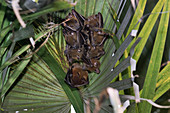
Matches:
[[71, 9, 86, 27], [98, 12, 103, 28], [72, 9, 86, 21], [64, 69, 73, 87], [95, 68, 100, 74]]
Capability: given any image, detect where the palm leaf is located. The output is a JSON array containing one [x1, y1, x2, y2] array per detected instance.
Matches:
[[22, 0, 74, 21], [138, 0, 169, 112], [2, 55, 70, 113], [133, 0, 166, 61]]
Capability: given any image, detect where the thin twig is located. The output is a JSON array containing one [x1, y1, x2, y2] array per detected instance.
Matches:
[[12, 0, 26, 28]]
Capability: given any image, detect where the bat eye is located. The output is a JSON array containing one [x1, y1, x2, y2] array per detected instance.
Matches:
[[94, 62, 98, 67], [98, 31, 102, 34], [77, 55, 80, 59], [78, 49, 81, 52], [95, 69, 100, 74], [86, 24, 90, 28]]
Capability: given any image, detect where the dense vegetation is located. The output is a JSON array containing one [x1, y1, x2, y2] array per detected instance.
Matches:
[[0, 0, 169, 113]]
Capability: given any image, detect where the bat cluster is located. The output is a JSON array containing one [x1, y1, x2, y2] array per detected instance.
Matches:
[[62, 9, 108, 88]]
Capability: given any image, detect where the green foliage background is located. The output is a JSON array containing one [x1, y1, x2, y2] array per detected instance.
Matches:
[[0, 0, 169, 113]]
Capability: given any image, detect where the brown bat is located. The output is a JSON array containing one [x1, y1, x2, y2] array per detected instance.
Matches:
[[86, 45, 105, 60], [64, 45, 85, 64], [82, 59, 101, 74], [90, 30, 108, 47], [63, 27, 85, 48], [84, 12, 103, 30], [64, 63, 89, 88], [84, 13, 108, 46], [62, 9, 85, 31]]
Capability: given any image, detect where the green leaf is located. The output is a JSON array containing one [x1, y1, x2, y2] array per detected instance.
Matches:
[[12, 25, 34, 42], [0, 34, 12, 59], [0, 23, 11, 44], [157, 63, 170, 87], [139, 0, 169, 112], [126, 0, 147, 37], [153, 78, 170, 101], [133, 0, 166, 61], [153, 63, 170, 101], [107, 1, 120, 29], [0, 41, 15, 97], [1, 55, 31, 98], [116, 6, 133, 40], [108, 78, 133, 91], [0, 3, 6, 28], [1, 55, 71, 113], [0, 45, 31, 72], [22, 1, 74, 21], [126, 103, 139, 113], [45, 26, 68, 71]]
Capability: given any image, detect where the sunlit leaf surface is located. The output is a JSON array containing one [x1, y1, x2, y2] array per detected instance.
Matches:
[[139, 0, 169, 112]]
